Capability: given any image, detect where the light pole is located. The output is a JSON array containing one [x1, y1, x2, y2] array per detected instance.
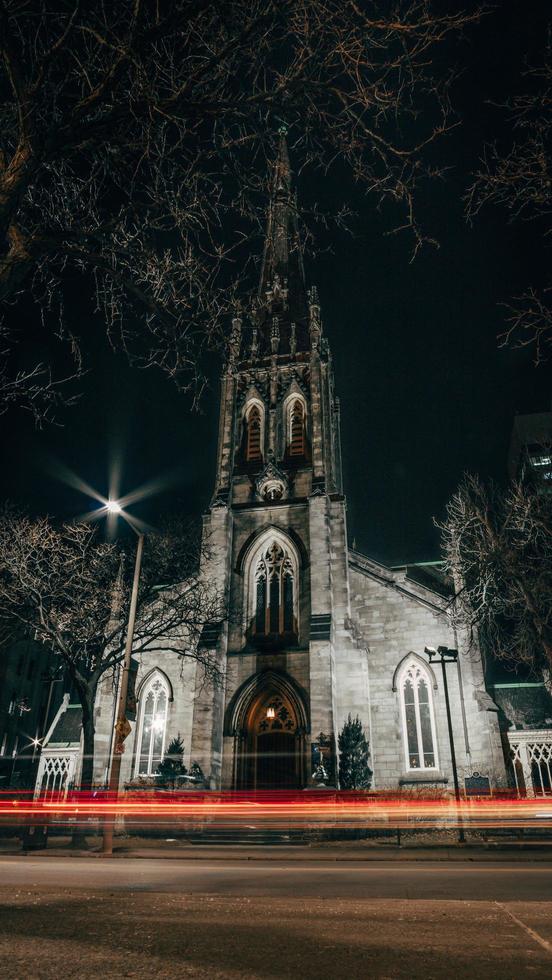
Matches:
[[424, 645, 466, 845], [102, 500, 145, 855]]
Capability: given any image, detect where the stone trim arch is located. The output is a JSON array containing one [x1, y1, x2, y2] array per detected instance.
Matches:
[[133, 669, 172, 777], [235, 524, 309, 575], [282, 388, 308, 437], [394, 655, 440, 773], [280, 385, 309, 461], [243, 397, 265, 461], [136, 666, 174, 702], [225, 668, 310, 789], [224, 668, 310, 737], [239, 528, 303, 640], [391, 652, 438, 692]]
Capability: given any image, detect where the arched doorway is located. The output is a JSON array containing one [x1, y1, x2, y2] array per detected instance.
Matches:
[[225, 670, 309, 790]]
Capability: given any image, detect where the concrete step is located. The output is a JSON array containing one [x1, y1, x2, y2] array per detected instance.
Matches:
[[181, 829, 316, 845]]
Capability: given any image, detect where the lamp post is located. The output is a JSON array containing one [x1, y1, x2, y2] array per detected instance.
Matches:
[[424, 645, 466, 844], [102, 500, 145, 855]]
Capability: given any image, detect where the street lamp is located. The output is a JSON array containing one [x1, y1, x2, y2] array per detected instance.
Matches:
[[102, 501, 145, 856], [424, 646, 466, 844]]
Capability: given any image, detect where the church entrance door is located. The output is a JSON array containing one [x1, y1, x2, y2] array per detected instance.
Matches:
[[233, 681, 306, 790], [256, 731, 297, 789]]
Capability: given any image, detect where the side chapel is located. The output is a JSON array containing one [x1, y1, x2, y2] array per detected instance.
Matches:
[[92, 134, 505, 792]]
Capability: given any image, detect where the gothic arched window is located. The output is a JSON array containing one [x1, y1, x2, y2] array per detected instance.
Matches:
[[399, 660, 438, 771], [288, 399, 305, 457], [245, 403, 263, 462], [135, 672, 170, 776], [254, 541, 296, 637]]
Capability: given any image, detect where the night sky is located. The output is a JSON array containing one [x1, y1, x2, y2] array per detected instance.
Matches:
[[1, 3, 550, 566]]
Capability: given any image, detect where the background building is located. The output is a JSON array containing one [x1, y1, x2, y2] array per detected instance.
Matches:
[[0, 638, 65, 789], [508, 410, 552, 486]]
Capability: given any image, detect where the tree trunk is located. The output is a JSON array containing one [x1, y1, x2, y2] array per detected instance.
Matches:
[[71, 681, 97, 849], [79, 687, 97, 791]]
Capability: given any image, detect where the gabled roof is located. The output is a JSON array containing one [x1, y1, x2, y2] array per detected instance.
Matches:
[[49, 704, 82, 745], [348, 549, 452, 612], [400, 562, 452, 600], [42, 694, 82, 748]]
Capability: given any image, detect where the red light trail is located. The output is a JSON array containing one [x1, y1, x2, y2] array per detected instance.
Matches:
[[1, 791, 550, 833]]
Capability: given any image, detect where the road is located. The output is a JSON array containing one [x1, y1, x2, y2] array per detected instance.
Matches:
[[1, 858, 551, 979]]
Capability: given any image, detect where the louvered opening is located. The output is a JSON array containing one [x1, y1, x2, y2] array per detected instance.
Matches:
[[246, 405, 262, 461], [289, 400, 305, 456]]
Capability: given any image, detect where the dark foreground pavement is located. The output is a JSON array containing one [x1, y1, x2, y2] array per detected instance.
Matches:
[[1, 858, 552, 979]]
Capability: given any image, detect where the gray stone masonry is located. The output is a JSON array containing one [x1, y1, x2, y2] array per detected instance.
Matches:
[[85, 136, 510, 798], [92, 650, 197, 786], [347, 561, 506, 790]]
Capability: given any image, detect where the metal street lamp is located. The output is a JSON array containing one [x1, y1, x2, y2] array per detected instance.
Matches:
[[102, 500, 145, 856], [424, 645, 466, 844]]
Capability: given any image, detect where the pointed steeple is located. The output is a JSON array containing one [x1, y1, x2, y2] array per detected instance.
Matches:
[[254, 129, 309, 355], [259, 129, 295, 295]]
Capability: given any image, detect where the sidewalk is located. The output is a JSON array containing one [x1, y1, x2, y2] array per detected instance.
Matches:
[[2, 835, 552, 861]]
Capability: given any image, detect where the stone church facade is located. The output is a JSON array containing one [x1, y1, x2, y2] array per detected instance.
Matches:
[[92, 135, 505, 792]]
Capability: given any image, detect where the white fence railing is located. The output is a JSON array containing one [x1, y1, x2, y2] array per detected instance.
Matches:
[[507, 730, 552, 797], [34, 749, 80, 799]]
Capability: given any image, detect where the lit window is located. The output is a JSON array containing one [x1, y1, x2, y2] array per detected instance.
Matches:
[[288, 399, 306, 457], [529, 453, 552, 481], [253, 541, 296, 637], [399, 661, 438, 770], [245, 403, 263, 462], [135, 673, 170, 776]]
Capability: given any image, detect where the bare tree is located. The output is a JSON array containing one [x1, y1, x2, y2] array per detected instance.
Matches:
[[0, 0, 482, 417], [466, 40, 552, 362], [0, 510, 224, 787], [439, 474, 552, 672]]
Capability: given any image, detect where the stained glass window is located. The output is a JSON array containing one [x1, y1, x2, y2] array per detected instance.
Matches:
[[400, 662, 438, 770], [136, 674, 169, 776], [252, 541, 296, 637], [255, 575, 266, 634], [283, 573, 294, 632]]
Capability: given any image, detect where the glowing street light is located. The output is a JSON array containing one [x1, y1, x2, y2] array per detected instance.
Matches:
[[424, 645, 466, 844], [101, 498, 145, 856], [43, 459, 178, 847]]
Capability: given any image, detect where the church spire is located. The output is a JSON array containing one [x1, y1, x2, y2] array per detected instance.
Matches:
[[255, 129, 309, 354], [258, 128, 297, 296]]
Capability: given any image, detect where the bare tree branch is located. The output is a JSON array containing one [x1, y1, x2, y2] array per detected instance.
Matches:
[[0, 509, 225, 786], [438, 474, 552, 673], [0, 0, 483, 416], [466, 36, 552, 362]]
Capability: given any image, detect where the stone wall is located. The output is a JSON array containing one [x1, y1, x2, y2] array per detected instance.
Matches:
[[92, 649, 197, 786], [347, 561, 506, 790]]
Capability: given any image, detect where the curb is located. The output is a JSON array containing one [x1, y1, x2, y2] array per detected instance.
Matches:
[[2, 845, 552, 862]]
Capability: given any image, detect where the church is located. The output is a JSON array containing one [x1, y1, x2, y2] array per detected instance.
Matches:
[[87, 134, 505, 794]]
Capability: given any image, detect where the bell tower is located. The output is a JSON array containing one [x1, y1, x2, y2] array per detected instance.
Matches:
[[213, 128, 343, 509], [191, 131, 358, 789]]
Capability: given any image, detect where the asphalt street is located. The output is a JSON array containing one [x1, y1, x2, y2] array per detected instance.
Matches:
[[1, 858, 551, 979], [1, 855, 552, 900]]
